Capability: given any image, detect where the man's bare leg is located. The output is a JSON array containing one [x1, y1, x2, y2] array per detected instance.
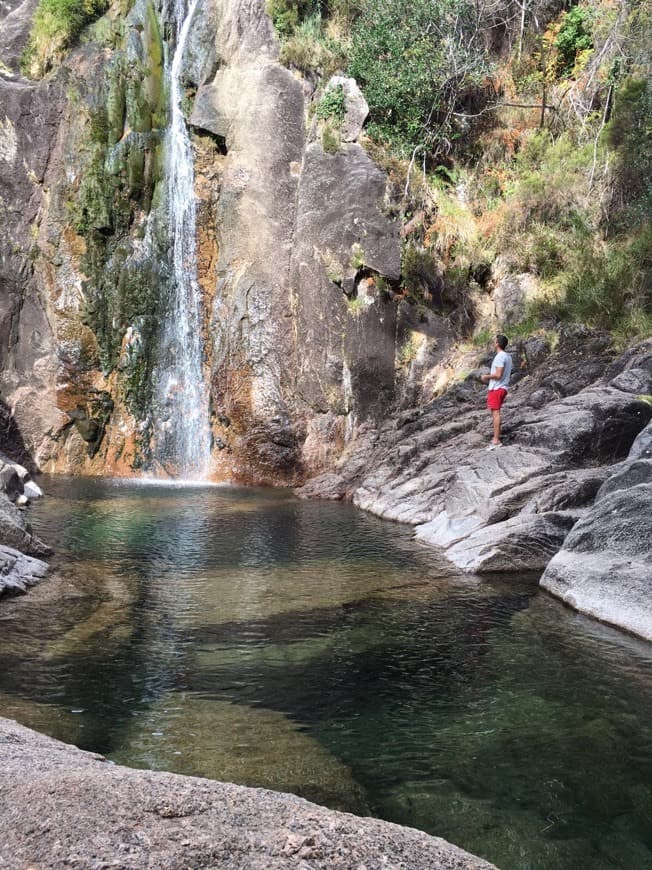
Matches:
[[491, 409, 501, 444]]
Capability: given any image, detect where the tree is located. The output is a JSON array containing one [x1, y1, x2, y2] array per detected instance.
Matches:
[[348, 0, 489, 158]]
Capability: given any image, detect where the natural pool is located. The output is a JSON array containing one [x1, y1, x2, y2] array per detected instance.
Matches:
[[1, 477, 651, 869]]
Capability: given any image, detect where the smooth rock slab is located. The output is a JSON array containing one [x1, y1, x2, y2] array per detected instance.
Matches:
[[0, 717, 494, 870], [428, 512, 576, 574], [541, 483, 652, 640]]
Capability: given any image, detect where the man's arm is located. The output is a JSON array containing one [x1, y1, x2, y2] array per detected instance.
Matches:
[[480, 366, 503, 384]]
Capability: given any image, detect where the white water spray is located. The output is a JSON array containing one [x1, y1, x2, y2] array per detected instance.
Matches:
[[151, 0, 212, 479]]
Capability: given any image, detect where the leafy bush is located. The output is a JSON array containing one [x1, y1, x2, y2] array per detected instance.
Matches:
[[316, 83, 346, 121], [266, 0, 313, 36], [278, 12, 348, 75], [22, 0, 108, 76], [605, 76, 652, 232], [347, 0, 489, 157], [554, 4, 594, 78]]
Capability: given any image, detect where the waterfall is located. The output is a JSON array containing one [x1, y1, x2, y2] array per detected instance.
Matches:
[[151, 0, 212, 480]]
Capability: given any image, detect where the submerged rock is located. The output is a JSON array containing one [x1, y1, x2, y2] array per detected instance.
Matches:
[[111, 696, 369, 815], [0, 717, 494, 869]]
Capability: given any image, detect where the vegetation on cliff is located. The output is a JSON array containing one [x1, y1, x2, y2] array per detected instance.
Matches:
[[271, 0, 651, 342], [21, 0, 110, 76]]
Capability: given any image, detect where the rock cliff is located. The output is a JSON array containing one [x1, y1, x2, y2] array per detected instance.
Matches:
[[0, 451, 49, 598], [0, 0, 413, 483]]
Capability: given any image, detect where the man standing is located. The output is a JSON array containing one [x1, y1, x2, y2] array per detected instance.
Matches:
[[480, 334, 512, 450]]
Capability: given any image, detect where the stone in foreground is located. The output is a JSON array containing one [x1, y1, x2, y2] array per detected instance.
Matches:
[[0, 717, 494, 870]]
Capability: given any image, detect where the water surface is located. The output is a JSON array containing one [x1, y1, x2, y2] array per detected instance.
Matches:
[[1, 476, 651, 869]]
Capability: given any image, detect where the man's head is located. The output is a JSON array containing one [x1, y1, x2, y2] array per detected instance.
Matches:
[[495, 334, 508, 350]]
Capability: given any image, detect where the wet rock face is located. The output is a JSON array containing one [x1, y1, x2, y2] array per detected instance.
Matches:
[[0, 70, 65, 468]]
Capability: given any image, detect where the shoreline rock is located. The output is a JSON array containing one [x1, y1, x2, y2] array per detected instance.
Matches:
[[298, 335, 652, 640], [0, 717, 494, 869], [0, 454, 50, 598], [540, 419, 652, 640]]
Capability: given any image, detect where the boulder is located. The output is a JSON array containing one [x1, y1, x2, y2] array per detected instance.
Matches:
[[0, 491, 51, 558], [324, 75, 368, 142], [299, 338, 652, 639], [441, 511, 576, 573], [0, 717, 495, 870], [0, 545, 49, 597], [540, 419, 652, 638]]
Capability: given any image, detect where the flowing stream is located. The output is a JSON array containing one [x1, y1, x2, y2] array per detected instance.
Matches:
[[2, 477, 652, 870], [151, 0, 212, 479]]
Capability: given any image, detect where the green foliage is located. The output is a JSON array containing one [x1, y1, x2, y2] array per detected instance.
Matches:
[[529, 225, 652, 336], [398, 334, 418, 365], [279, 12, 348, 75], [402, 246, 439, 300], [22, 0, 109, 77], [349, 242, 365, 269], [321, 122, 340, 153], [266, 0, 311, 37], [347, 0, 488, 157], [554, 4, 594, 78], [316, 84, 346, 121], [605, 76, 652, 233]]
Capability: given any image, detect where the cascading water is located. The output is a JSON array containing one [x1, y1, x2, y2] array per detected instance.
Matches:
[[150, 0, 212, 480]]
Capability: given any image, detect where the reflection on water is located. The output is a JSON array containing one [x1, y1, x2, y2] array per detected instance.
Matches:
[[1, 476, 652, 869]]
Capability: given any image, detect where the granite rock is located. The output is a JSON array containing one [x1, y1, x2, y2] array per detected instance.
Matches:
[[0, 717, 495, 870], [299, 338, 652, 637]]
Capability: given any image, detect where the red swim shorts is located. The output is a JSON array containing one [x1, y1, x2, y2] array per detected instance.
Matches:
[[487, 388, 508, 410]]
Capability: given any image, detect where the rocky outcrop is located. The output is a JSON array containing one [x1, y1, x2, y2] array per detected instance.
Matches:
[[299, 334, 652, 634], [0, 65, 65, 470], [0, 452, 49, 598], [0, 0, 37, 70], [541, 419, 652, 640], [0, 717, 494, 869], [0, 544, 48, 597]]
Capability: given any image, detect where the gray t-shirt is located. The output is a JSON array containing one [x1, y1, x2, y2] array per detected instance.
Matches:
[[488, 349, 512, 391]]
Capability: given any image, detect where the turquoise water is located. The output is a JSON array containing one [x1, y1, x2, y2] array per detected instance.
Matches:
[[1, 476, 651, 869]]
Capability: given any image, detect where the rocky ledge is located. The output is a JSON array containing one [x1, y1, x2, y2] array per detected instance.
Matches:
[[0, 717, 493, 870], [298, 330, 652, 640], [0, 452, 50, 598]]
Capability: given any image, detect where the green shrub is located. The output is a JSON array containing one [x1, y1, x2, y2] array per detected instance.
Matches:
[[605, 76, 652, 232], [279, 13, 347, 75], [321, 122, 340, 153], [348, 0, 488, 157], [22, 0, 108, 77], [537, 224, 652, 336], [316, 83, 346, 121], [554, 4, 594, 78], [266, 0, 310, 36]]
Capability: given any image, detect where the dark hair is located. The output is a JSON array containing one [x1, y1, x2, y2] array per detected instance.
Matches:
[[496, 333, 508, 349]]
